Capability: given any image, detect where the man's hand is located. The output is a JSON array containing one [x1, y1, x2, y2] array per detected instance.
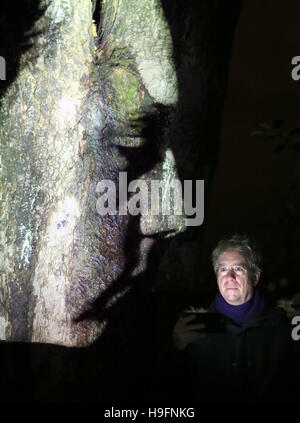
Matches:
[[172, 314, 206, 351]]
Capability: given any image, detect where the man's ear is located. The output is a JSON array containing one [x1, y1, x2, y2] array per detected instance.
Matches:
[[253, 271, 261, 286]]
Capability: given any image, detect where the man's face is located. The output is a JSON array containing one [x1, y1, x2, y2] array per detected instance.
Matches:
[[216, 250, 260, 305]]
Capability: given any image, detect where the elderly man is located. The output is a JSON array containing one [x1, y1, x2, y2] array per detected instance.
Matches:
[[170, 234, 299, 404]]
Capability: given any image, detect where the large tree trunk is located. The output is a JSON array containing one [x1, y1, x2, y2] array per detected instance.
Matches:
[[0, 0, 103, 346], [0, 0, 241, 401]]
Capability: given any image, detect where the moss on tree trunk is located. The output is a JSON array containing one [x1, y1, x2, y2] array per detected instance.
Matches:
[[0, 0, 241, 353]]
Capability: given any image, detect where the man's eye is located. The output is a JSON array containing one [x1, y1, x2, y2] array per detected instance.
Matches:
[[219, 266, 228, 273], [234, 266, 244, 273]]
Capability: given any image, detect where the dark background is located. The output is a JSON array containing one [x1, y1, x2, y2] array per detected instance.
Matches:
[[200, 0, 300, 304], [0, 0, 300, 407]]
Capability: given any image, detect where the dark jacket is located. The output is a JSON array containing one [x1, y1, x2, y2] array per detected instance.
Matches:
[[159, 305, 300, 405]]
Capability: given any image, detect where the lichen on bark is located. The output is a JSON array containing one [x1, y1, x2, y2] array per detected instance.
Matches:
[[0, 0, 183, 346], [0, 0, 106, 345]]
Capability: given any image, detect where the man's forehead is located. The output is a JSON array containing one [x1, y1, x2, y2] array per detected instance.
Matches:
[[218, 250, 247, 264]]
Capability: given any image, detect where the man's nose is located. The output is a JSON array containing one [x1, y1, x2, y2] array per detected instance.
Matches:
[[226, 268, 236, 278]]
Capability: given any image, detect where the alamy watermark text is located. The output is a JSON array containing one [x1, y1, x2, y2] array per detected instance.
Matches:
[[96, 172, 204, 227]]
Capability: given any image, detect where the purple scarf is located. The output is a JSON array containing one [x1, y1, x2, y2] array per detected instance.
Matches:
[[214, 288, 266, 326]]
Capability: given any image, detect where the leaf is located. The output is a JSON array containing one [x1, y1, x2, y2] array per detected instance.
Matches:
[[250, 130, 264, 136], [257, 123, 271, 129]]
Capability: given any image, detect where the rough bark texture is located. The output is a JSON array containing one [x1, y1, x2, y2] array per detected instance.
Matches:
[[0, 0, 191, 347], [0, 0, 242, 402], [94, 0, 243, 301], [0, 0, 106, 346]]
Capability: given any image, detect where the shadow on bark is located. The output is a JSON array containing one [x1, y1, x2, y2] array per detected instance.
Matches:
[[0, 0, 242, 404], [0, 0, 46, 98], [71, 0, 242, 404]]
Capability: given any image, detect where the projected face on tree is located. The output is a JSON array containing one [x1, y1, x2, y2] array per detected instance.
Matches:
[[0, 0, 240, 347]]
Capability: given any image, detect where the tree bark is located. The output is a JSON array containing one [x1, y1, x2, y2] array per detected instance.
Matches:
[[0, 0, 242, 351], [0, 0, 105, 345]]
